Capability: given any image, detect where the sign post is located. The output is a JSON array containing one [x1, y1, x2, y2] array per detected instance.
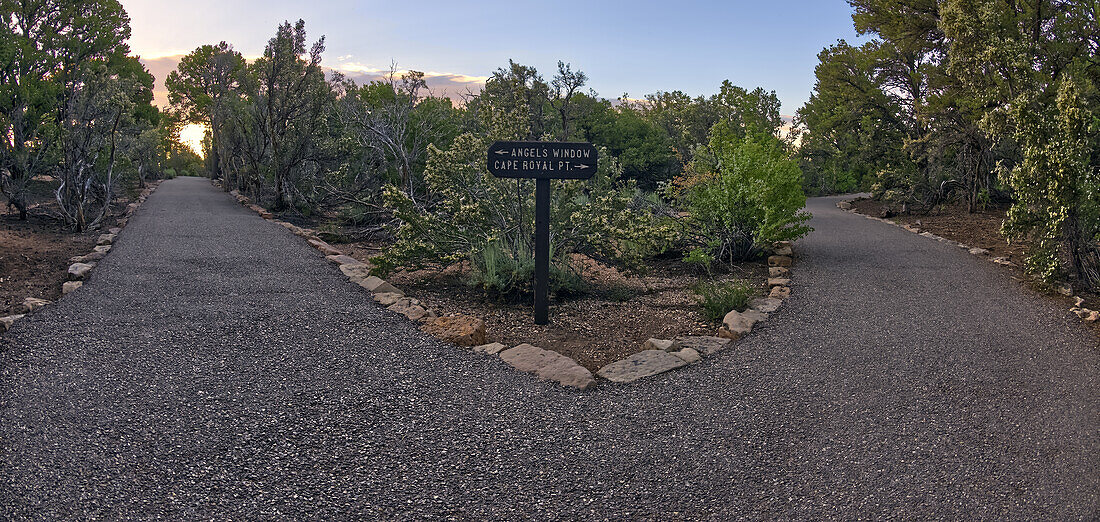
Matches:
[[487, 141, 598, 325]]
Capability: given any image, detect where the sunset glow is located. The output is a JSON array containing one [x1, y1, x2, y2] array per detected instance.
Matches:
[[179, 123, 206, 157]]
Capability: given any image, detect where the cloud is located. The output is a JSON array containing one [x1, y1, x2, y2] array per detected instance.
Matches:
[[138, 55, 487, 109]]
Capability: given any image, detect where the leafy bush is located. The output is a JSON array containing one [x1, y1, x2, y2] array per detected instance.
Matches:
[[694, 280, 754, 322], [372, 128, 675, 295], [674, 135, 812, 264]]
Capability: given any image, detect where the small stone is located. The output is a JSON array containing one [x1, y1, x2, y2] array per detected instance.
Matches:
[[386, 297, 421, 314], [422, 315, 487, 346], [402, 305, 429, 321], [339, 264, 373, 280], [326, 254, 362, 265], [62, 281, 83, 295], [1087, 311, 1099, 322], [672, 348, 701, 364], [373, 292, 403, 306], [768, 267, 789, 278], [773, 245, 793, 256], [671, 336, 732, 355], [769, 286, 791, 299], [768, 255, 793, 267], [108, 227, 121, 234], [767, 277, 791, 288], [96, 233, 116, 246], [919, 231, 937, 239], [1056, 283, 1073, 297], [991, 257, 1014, 266], [93, 245, 111, 254], [1073, 296, 1086, 307], [307, 239, 342, 256], [749, 297, 782, 313], [903, 225, 920, 233], [473, 342, 506, 355], [67, 262, 94, 281], [596, 350, 687, 383], [837, 201, 852, 210], [358, 276, 401, 295], [722, 309, 761, 338], [957, 243, 969, 249], [969, 247, 990, 256], [1073, 308, 1091, 319], [0, 314, 25, 332], [18, 297, 51, 314], [642, 338, 675, 352], [536, 356, 596, 390]]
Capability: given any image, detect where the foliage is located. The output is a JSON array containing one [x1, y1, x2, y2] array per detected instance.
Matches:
[[676, 134, 812, 264], [694, 280, 754, 322]]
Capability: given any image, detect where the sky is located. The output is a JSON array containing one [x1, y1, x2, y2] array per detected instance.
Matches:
[[124, 0, 864, 111]]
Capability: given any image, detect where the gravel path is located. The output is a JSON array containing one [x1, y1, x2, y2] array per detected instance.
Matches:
[[2, 179, 1097, 518]]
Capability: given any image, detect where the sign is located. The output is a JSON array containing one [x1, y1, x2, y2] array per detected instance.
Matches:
[[487, 141, 598, 180], [487, 141, 598, 325]]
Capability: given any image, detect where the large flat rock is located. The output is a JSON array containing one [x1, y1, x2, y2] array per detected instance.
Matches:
[[596, 350, 687, 383]]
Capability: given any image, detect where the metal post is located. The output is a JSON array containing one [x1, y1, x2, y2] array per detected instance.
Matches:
[[534, 178, 550, 325]]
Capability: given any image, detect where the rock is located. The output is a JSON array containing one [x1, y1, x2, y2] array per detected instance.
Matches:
[[767, 277, 791, 288], [339, 263, 373, 280], [722, 308, 762, 339], [373, 292, 404, 306], [957, 243, 970, 249], [473, 342, 506, 355], [903, 225, 920, 233], [767, 255, 793, 267], [773, 245, 793, 256], [498, 344, 595, 389], [769, 286, 791, 299], [991, 257, 1014, 266], [671, 336, 732, 355], [642, 338, 675, 352], [358, 276, 402, 295], [62, 281, 83, 295], [499, 344, 558, 372], [596, 350, 687, 383], [1073, 308, 1091, 319], [1074, 296, 1086, 307], [67, 262, 94, 280], [307, 239, 342, 256], [749, 297, 782, 313], [769, 267, 790, 278], [402, 305, 430, 321], [672, 347, 701, 364], [422, 315, 486, 346], [326, 254, 362, 265], [96, 233, 116, 246], [386, 297, 421, 314], [1056, 283, 1073, 297], [0, 314, 24, 332], [18, 297, 51, 314], [1087, 311, 1099, 322], [536, 356, 596, 390], [919, 231, 937, 239], [93, 245, 111, 254], [837, 201, 852, 210], [968, 247, 990, 256]]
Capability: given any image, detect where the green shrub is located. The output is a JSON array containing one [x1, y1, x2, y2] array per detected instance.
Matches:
[[694, 280, 755, 322], [468, 239, 583, 298], [676, 135, 812, 264]]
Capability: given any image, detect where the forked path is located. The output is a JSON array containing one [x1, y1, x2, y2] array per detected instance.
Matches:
[[1, 178, 1097, 518]]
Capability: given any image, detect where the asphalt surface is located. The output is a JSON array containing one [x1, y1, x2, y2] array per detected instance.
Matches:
[[1, 177, 1097, 519]]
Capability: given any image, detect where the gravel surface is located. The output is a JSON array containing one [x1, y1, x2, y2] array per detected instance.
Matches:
[[1, 180, 1097, 518]]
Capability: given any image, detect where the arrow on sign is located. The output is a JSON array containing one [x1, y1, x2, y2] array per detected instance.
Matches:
[[494, 149, 510, 155], [575, 164, 590, 169]]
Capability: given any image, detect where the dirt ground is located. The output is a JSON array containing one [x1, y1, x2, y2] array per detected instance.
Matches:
[[0, 178, 128, 316], [851, 197, 1100, 337], [338, 238, 768, 372]]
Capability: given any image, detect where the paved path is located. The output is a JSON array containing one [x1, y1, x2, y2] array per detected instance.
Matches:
[[1, 178, 1097, 518]]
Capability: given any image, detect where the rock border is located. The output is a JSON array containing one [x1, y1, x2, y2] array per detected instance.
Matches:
[[228, 184, 794, 390], [0, 182, 163, 333], [836, 196, 1098, 326]]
